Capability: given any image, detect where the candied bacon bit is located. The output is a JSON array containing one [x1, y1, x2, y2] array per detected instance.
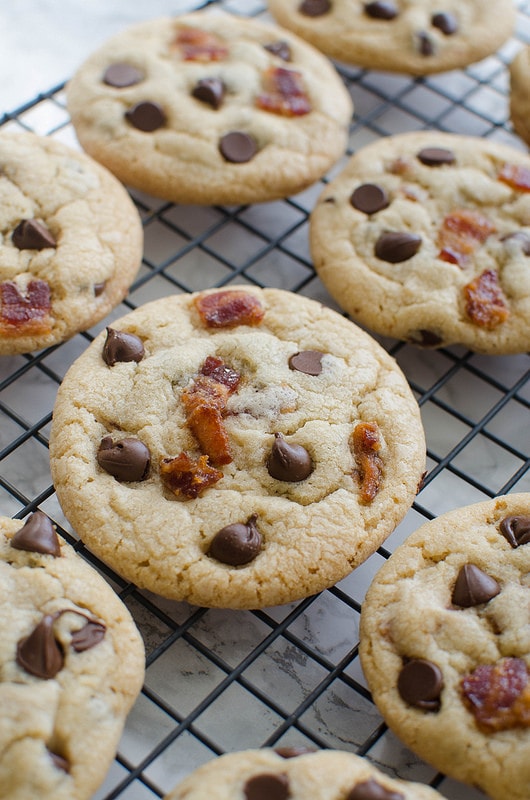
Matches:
[[195, 290, 265, 329], [461, 658, 530, 732], [498, 163, 530, 192], [351, 421, 383, 504], [173, 28, 228, 61], [256, 67, 312, 117], [200, 355, 241, 392], [463, 269, 510, 329], [0, 279, 52, 337], [438, 208, 496, 267], [160, 452, 223, 499]]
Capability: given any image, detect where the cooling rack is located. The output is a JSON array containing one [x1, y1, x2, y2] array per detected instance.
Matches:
[[1, 1, 530, 798]]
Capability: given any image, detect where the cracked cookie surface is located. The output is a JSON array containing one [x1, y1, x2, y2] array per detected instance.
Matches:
[[0, 512, 145, 800], [66, 11, 352, 205], [310, 131, 530, 354], [49, 287, 425, 609], [359, 493, 530, 800]]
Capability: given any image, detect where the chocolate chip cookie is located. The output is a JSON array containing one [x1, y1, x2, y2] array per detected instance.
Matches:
[[310, 131, 530, 354], [49, 287, 425, 609], [359, 493, 530, 800], [163, 747, 444, 799], [65, 11, 353, 205], [0, 511, 145, 800], [0, 131, 143, 355], [267, 0, 516, 75], [510, 45, 530, 149]]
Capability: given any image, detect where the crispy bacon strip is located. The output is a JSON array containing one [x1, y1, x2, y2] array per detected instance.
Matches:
[[256, 67, 312, 117], [461, 658, 530, 732], [498, 163, 530, 192], [0, 279, 52, 337], [160, 453, 223, 499], [351, 421, 383, 504], [173, 28, 228, 61], [438, 208, 496, 266], [195, 290, 265, 329], [463, 269, 509, 329]]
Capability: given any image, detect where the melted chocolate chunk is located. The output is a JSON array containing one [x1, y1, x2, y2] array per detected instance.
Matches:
[[103, 327, 145, 366], [70, 620, 106, 652], [499, 515, 530, 548], [267, 433, 313, 482], [244, 772, 290, 800], [452, 564, 500, 608], [48, 749, 70, 773], [347, 779, 404, 800], [17, 615, 64, 679], [407, 329, 443, 348], [125, 100, 166, 131], [375, 231, 421, 262], [12, 219, 56, 250], [219, 131, 258, 163], [192, 77, 225, 109], [103, 62, 144, 87], [299, 0, 331, 16], [397, 658, 443, 710], [264, 41, 292, 61], [97, 436, 150, 482], [417, 31, 435, 56], [208, 515, 262, 565], [501, 231, 530, 255], [350, 183, 389, 215], [432, 12, 458, 35], [364, 1, 398, 20], [274, 745, 316, 758], [10, 511, 61, 557], [288, 350, 324, 375], [417, 147, 455, 167]]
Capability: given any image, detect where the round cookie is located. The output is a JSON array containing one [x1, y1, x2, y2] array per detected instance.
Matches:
[[163, 747, 444, 799], [65, 11, 353, 205], [266, 0, 516, 75], [0, 510, 145, 800], [0, 131, 143, 356], [310, 131, 530, 355], [49, 286, 425, 609], [510, 45, 530, 149], [359, 493, 530, 800]]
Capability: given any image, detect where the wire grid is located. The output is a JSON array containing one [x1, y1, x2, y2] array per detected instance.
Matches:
[[1, 1, 530, 798]]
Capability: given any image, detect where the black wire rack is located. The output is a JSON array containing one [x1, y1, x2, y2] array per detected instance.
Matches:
[[2, 1, 530, 798]]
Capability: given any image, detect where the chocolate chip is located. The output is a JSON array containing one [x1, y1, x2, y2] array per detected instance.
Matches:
[[417, 31, 435, 56], [397, 658, 443, 710], [93, 281, 106, 297], [274, 745, 316, 758], [208, 514, 262, 566], [288, 350, 324, 375], [103, 327, 145, 366], [432, 12, 458, 35], [17, 615, 64, 679], [298, 0, 331, 16], [407, 329, 443, 348], [244, 772, 290, 800], [97, 436, 150, 482], [346, 779, 404, 800], [103, 62, 144, 87], [219, 131, 258, 163], [125, 101, 166, 132], [375, 231, 421, 262], [501, 231, 530, 255], [452, 564, 500, 607], [10, 511, 61, 557], [350, 183, 389, 214], [364, 1, 398, 20], [417, 147, 456, 167], [12, 218, 56, 250], [267, 433, 313, 482], [70, 620, 106, 652], [499, 515, 530, 548], [192, 77, 225, 109], [48, 750, 70, 773], [264, 41, 292, 61]]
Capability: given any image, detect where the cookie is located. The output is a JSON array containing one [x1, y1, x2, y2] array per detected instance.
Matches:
[[359, 493, 530, 800], [510, 45, 530, 149], [48, 286, 425, 609], [0, 131, 143, 356], [266, 0, 516, 75], [0, 510, 145, 800], [310, 131, 530, 355], [65, 11, 352, 206], [163, 747, 444, 799]]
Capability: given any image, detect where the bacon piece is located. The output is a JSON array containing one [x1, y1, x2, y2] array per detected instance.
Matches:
[[256, 67, 312, 117], [0, 279, 52, 337], [160, 452, 223, 499], [463, 269, 509, 329], [461, 658, 530, 732], [498, 162, 530, 192], [351, 421, 383, 504], [173, 28, 228, 61], [438, 208, 496, 266], [195, 290, 265, 329], [182, 356, 240, 465]]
